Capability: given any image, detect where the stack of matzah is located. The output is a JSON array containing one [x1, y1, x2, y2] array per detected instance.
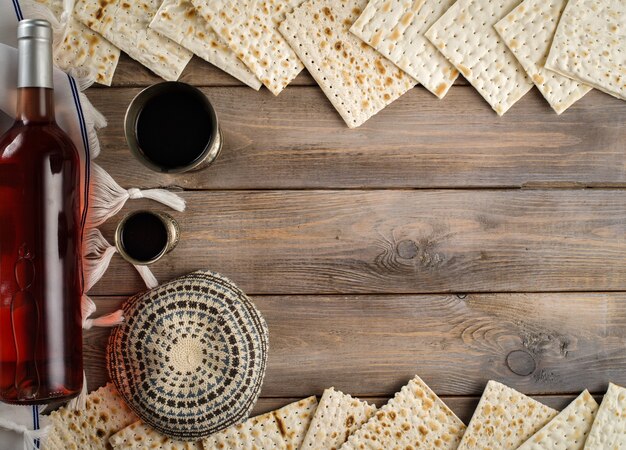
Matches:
[[73, 0, 193, 81], [191, 0, 305, 95], [494, 0, 592, 114], [43, 383, 139, 449], [517, 390, 598, 450], [584, 383, 626, 449], [349, 0, 459, 99], [457, 380, 558, 449], [341, 375, 466, 449], [278, 0, 415, 128], [148, 0, 262, 89], [29, 0, 120, 85], [300, 387, 377, 449], [545, 0, 625, 101], [41, 377, 626, 449], [34, 0, 267, 87], [424, 0, 534, 115], [49, 0, 623, 126], [345, 0, 622, 118]]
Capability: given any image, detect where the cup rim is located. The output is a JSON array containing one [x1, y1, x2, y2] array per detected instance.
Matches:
[[114, 210, 173, 265], [124, 81, 220, 174]]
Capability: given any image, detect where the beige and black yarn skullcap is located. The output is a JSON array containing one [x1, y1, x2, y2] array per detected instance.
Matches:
[[107, 270, 269, 440]]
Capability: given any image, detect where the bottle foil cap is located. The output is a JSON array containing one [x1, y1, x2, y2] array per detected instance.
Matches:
[[17, 19, 53, 41], [17, 19, 53, 89]]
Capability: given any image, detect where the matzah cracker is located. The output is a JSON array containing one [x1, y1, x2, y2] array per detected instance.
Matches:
[[350, 0, 459, 98], [109, 421, 201, 449], [201, 396, 318, 449], [279, 0, 415, 128], [495, 0, 592, 114], [35, 0, 119, 85], [518, 390, 598, 450], [584, 383, 626, 449], [545, 0, 626, 100], [44, 383, 139, 450], [340, 375, 466, 450], [191, 0, 304, 95], [149, 0, 261, 89], [425, 0, 534, 115], [301, 388, 376, 450], [457, 380, 558, 450], [74, 0, 192, 81]]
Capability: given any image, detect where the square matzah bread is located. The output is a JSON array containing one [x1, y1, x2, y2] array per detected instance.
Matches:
[[340, 375, 466, 450], [300, 387, 377, 450], [583, 383, 626, 449], [74, 0, 192, 81], [35, 0, 120, 85], [545, 0, 626, 101], [457, 380, 558, 450], [495, 0, 592, 114], [201, 396, 318, 449], [149, 0, 261, 90], [190, 0, 304, 95], [44, 383, 139, 449], [350, 0, 459, 98], [109, 420, 201, 449], [425, 0, 534, 115], [279, 0, 415, 128], [517, 390, 598, 450]]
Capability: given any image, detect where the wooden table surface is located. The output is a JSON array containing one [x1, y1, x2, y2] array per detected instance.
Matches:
[[85, 54, 626, 423]]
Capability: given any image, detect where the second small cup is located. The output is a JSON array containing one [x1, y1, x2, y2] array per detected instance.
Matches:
[[115, 210, 180, 265]]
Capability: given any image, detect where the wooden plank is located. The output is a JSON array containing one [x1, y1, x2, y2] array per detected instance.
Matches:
[[88, 86, 626, 189], [85, 293, 626, 398], [104, 54, 469, 88], [88, 190, 626, 295]]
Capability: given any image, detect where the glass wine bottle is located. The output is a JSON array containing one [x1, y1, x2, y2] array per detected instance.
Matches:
[[0, 19, 83, 404]]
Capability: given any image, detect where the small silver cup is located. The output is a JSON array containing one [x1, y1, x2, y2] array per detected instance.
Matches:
[[114, 211, 180, 265], [124, 81, 222, 173]]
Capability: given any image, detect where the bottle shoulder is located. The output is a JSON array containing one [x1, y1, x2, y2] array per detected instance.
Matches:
[[0, 121, 80, 162]]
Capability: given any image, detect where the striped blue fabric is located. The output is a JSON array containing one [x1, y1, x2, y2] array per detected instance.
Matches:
[[31, 405, 39, 449]]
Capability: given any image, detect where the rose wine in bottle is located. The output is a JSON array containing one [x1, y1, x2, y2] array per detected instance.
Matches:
[[0, 19, 83, 404]]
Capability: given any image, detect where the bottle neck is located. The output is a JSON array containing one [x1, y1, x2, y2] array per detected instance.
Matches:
[[16, 87, 55, 123], [16, 19, 54, 123]]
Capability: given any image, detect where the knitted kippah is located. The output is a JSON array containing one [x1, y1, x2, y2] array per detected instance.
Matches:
[[107, 270, 269, 440]]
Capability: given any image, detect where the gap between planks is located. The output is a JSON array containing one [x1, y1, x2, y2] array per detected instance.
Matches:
[[131, 186, 626, 192]]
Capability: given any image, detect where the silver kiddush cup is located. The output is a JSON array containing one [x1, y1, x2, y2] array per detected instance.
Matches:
[[114, 211, 180, 265], [124, 81, 223, 173]]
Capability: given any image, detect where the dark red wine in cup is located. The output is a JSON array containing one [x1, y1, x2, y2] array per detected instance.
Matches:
[[135, 88, 213, 170], [120, 212, 168, 263]]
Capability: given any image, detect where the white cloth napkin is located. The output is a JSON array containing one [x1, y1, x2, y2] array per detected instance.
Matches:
[[0, 404, 47, 450]]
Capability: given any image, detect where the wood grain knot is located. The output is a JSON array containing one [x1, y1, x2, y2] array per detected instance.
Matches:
[[506, 350, 536, 376], [396, 240, 418, 259]]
